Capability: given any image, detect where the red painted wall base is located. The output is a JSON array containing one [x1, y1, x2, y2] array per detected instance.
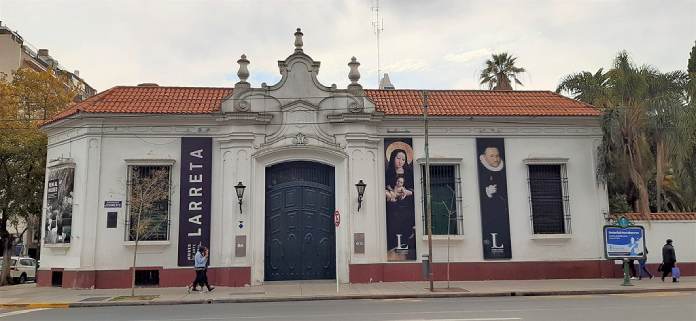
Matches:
[[35, 261, 695, 288], [37, 266, 251, 289], [348, 260, 696, 283]]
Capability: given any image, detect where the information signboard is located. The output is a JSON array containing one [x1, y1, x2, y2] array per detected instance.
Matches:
[[603, 225, 646, 259]]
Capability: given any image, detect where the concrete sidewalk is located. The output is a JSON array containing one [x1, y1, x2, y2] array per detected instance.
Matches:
[[1, 277, 694, 308]]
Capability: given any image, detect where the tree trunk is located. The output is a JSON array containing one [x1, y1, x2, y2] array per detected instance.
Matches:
[[630, 167, 651, 219], [656, 139, 665, 213], [625, 128, 650, 220], [130, 208, 142, 297], [131, 239, 138, 297], [0, 238, 13, 285]]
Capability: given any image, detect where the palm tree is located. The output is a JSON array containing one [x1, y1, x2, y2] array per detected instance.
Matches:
[[558, 51, 696, 216], [479, 53, 526, 90], [556, 68, 611, 108]]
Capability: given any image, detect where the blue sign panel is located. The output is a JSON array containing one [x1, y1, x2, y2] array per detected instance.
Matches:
[[603, 226, 646, 259]]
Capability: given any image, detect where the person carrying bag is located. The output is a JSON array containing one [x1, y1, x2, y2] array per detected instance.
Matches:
[[661, 239, 678, 282]]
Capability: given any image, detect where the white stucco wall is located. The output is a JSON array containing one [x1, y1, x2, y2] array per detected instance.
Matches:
[[39, 46, 625, 285], [631, 221, 696, 264], [41, 122, 609, 276], [41, 130, 90, 270], [396, 134, 608, 263]]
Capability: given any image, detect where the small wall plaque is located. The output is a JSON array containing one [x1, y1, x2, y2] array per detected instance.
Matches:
[[354, 233, 365, 254], [235, 235, 247, 257], [104, 201, 122, 208]]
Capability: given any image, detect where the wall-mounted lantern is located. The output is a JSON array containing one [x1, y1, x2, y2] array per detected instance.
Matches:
[[355, 180, 366, 212], [235, 181, 246, 213]]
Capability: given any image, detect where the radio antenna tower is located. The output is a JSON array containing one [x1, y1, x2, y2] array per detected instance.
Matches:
[[371, 0, 384, 87]]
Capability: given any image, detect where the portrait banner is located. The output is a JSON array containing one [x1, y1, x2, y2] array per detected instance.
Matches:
[[44, 166, 75, 244], [178, 137, 213, 266], [384, 138, 417, 261], [476, 138, 512, 259]]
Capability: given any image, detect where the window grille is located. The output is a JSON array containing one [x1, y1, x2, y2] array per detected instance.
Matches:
[[420, 164, 463, 235], [126, 165, 171, 241], [527, 164, 570, 234]]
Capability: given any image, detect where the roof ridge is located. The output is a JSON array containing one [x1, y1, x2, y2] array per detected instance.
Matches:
[[364, 89, 558, 93], [114, 85, 233, 90], [547, 90, 599, 109]]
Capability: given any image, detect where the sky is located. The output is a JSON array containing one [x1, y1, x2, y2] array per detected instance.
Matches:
[[1, 0, 694, 92]]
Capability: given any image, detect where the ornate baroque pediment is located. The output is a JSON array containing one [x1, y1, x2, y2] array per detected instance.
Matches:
[[219, 28, 378, 151]]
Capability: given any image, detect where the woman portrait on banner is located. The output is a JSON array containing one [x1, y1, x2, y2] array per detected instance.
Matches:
[[385, 140, 416, 261]]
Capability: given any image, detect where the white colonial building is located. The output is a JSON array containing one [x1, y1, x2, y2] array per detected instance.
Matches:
[[39, 29, 647, 289]]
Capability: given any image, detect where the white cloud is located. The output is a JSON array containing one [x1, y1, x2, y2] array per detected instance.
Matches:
[[444, 48, 492, 63], [0, 0, 692, 91], [382, 59, 429, 73]]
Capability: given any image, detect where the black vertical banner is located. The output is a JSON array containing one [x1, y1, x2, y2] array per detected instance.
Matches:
[[476, 138, 512, 259], [384, 138, 417, 261], [178, 137, 213, 266]]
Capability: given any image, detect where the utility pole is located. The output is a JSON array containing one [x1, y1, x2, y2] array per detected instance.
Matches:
[[423, 90, 434, 292]]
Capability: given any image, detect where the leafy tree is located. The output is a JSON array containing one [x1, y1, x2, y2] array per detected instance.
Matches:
[[0, 68, 76, 285], [479, 53, 526, 90], [688, 41, 696, 74], [127, 167, 170, 296]]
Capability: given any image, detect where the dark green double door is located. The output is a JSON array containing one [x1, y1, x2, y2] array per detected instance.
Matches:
[[265, 161, 335, 281]]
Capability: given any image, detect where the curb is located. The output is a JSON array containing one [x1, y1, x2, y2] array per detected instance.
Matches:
[[0, 303, 70, 309], [5, 287, 685, 309]]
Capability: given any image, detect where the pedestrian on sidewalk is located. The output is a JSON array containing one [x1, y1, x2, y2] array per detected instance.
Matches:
[[638, 248, 653, 280], [660, 239, 677, 282], [187, 245, 215, 292], [201, 246, 214, 292], [628, 259, 638, 280]]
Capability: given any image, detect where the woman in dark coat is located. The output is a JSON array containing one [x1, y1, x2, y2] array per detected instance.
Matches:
[[661, 239, 677, 282]]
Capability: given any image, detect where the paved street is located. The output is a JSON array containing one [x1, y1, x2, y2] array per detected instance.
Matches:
[[1, 291, 694, 321]]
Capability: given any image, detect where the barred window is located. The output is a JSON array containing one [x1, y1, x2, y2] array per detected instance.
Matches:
[[420, 164, 463, 235], [126, 165, 171, 241], [527, 164, 570, 234]]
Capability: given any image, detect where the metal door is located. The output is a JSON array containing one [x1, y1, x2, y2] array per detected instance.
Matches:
[[265, 161, 335, 281]]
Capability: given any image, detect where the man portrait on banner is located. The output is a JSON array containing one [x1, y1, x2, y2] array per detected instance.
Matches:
[[479, 146, 509, 218], [478, 145, 510, 257], [479, 146, 507, 200]]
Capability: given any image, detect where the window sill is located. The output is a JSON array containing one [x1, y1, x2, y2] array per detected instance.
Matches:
[[422, 235, 465, 241], [122, 240, 171, 246], [530, 234, 572, 240], [43, 243, 71, 248]]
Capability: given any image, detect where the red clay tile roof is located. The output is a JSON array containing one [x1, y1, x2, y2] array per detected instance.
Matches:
[[364, 89, 601, 117], [622, 213, 696, 221], [43, 86, 233, 125], [43, 86, 600, 126]]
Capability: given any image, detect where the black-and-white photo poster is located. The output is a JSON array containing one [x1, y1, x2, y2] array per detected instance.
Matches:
[[44, 166, 75, 244]]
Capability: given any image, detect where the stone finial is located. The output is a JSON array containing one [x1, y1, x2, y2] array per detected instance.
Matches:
[[237, 54, 250, 83], [294, 28, 304, 52], [348, 57, 361, 85]]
